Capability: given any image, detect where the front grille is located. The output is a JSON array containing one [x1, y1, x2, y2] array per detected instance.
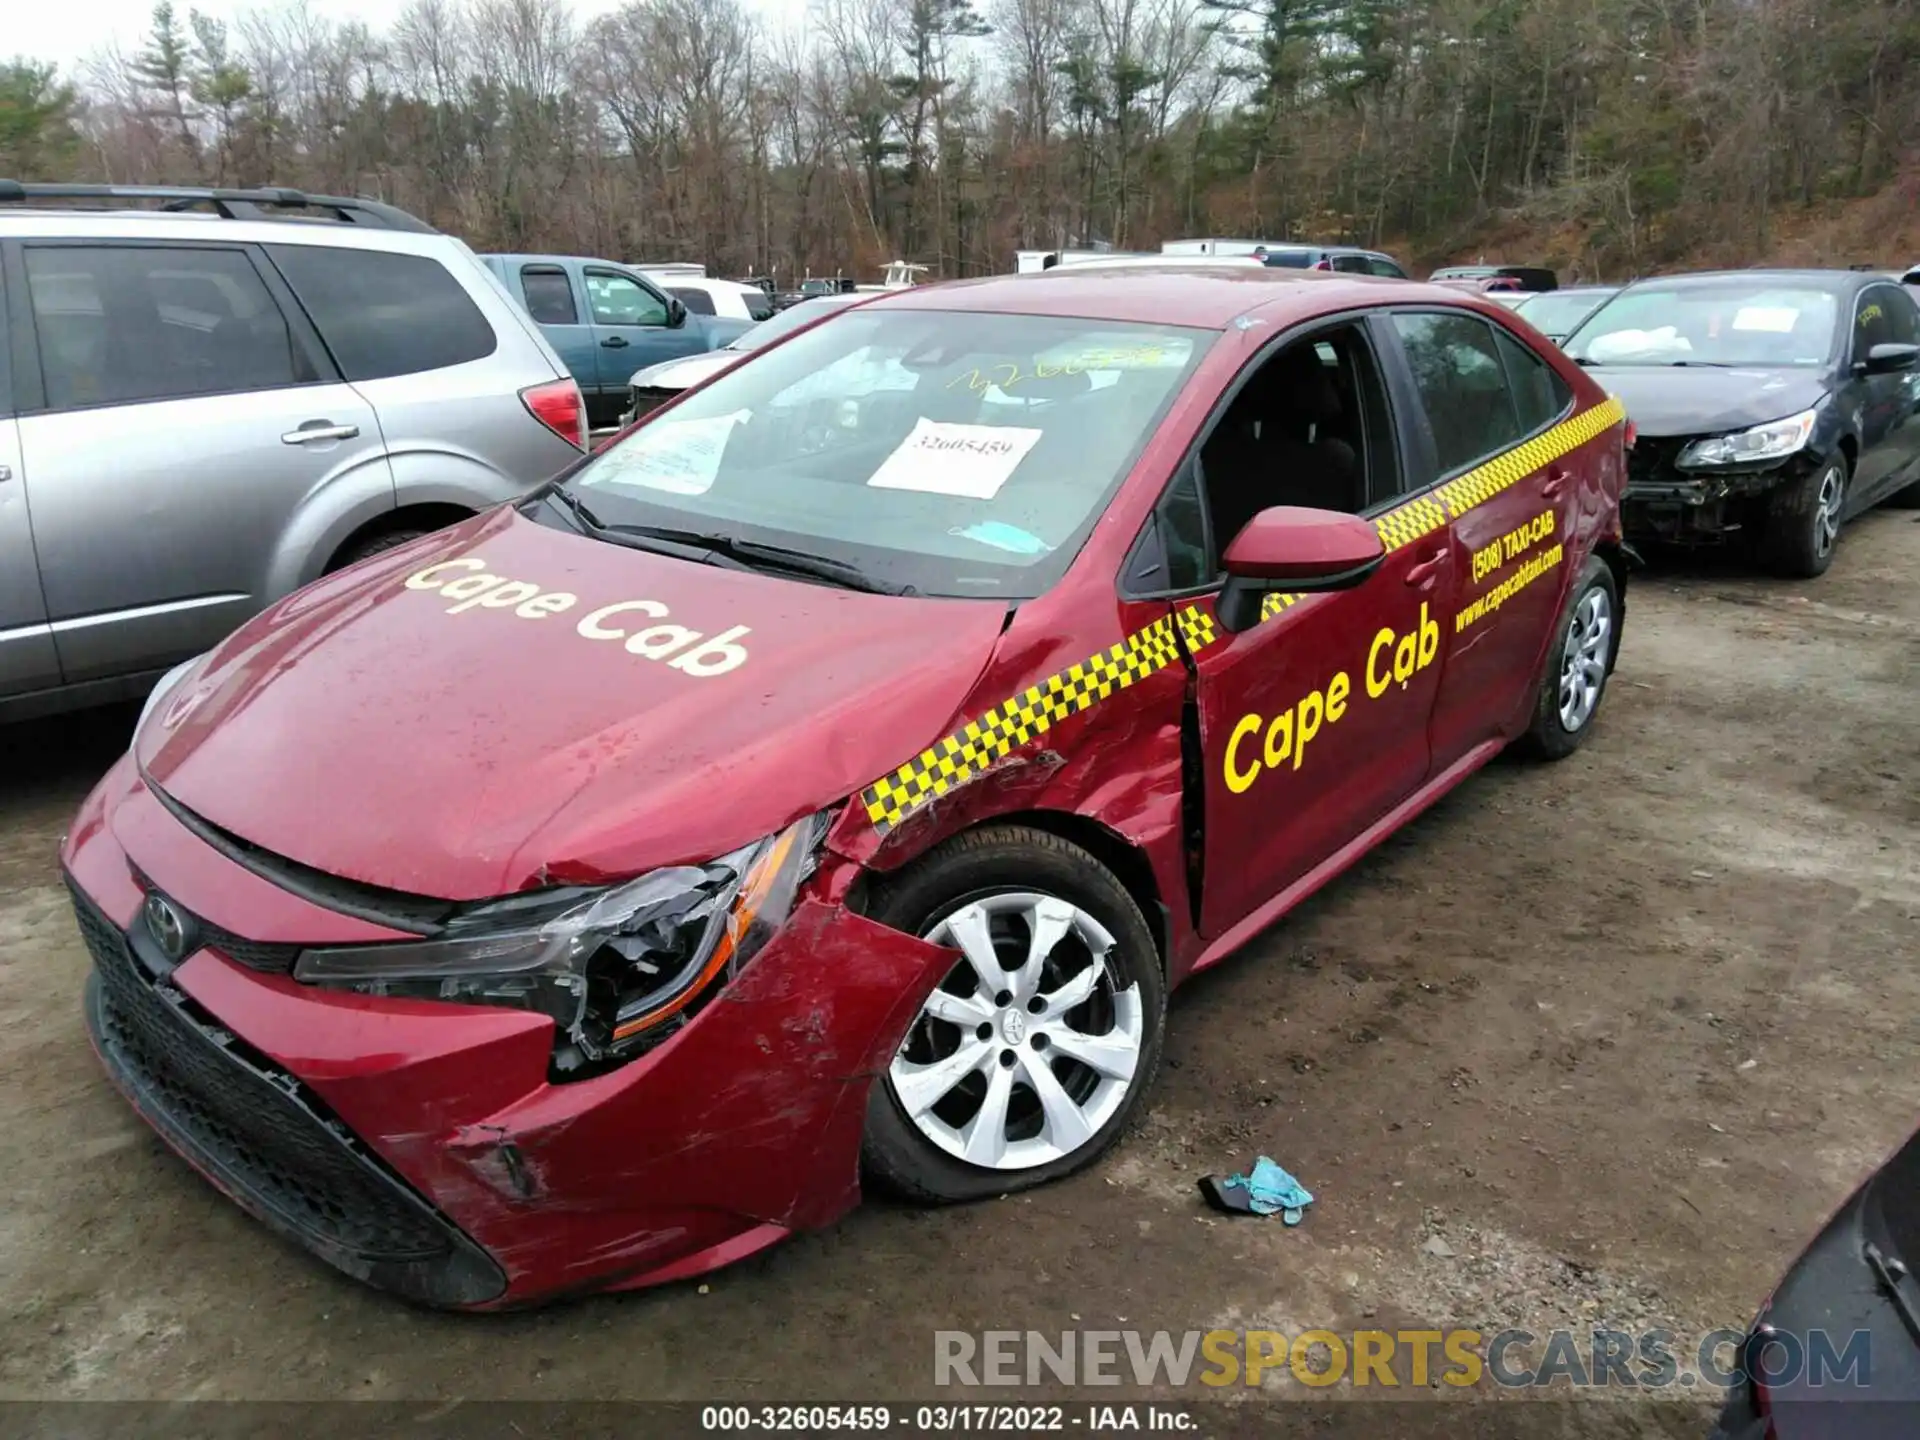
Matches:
[[627, 385, 679, 421], [1627, 437, 1687, 489], [71, 879, 506, 1307], [197, 918, 300, 974], [121, 874, 302, 973]]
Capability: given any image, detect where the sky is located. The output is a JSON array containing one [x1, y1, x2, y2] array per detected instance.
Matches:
[[15, 0, 801, 73]]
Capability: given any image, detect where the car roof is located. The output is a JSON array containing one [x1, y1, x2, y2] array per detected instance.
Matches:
[[873, 266, 1452, 328], [487, 252, 640, 268], [1056, 253, 1267, 270], [1620, 268, 1871, 293], [0, 208, 463, 257]]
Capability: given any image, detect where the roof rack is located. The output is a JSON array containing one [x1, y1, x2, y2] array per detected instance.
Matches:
[[0, 181, 435, 233]]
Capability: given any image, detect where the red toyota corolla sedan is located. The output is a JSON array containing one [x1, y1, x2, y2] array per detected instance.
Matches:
[[64, 266, 1629, 1308]]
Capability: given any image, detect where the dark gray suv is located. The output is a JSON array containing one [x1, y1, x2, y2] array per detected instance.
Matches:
[[0, 182, 587, 722]]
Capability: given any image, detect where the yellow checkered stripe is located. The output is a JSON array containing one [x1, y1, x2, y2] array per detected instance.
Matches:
[[1260, 591, 1302, 622], [858, 398, 1624, 831], [1436, 397, 1625, 521], [1374, 492, 1449, 552], [1252, 400, 1620, 626], [1176, 605, 1218, 652], [861, 607, 1205, 830]]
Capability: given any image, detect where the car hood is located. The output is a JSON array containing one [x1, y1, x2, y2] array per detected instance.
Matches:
[[629, 350, 742, 392], [136, 509, 1006, 901], [1590, 365, 1830, 438]]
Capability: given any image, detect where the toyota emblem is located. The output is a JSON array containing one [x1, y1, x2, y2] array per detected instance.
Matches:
[[144, 892, 189, 962]]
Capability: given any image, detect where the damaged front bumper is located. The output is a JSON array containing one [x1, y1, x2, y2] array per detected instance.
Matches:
[[65, 754, 955, 1309], [1623, 440, 1799, 545]]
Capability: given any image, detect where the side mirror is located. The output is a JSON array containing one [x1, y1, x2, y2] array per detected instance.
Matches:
[[1216, 507, 1386, 633], [666, 298, 688, 329], [1862, 341, 1920, 375]]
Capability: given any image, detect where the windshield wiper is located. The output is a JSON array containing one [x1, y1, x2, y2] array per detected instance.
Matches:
[[607, 524, 915, 596], [542, 480, 607, 532]]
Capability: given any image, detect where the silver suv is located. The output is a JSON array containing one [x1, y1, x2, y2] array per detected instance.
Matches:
[[0, 182, 587, 722]]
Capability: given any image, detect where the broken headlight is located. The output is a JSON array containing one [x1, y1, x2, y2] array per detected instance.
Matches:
[[293, 811, 828, 1076], [1676, 406, 1818, 468]]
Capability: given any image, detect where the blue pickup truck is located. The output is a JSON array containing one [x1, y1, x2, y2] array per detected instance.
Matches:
[[480, 254, 751, 428]]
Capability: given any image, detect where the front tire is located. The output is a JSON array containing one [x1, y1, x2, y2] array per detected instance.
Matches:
[[861, 826, 1166, 1204], [1762, 455, 1847, 577], [1519, 554, 1618, 761]]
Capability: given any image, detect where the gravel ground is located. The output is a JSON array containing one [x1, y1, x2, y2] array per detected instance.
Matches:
[[0, 508, 1915, 1436]]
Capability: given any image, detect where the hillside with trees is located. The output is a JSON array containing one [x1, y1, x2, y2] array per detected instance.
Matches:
[[2, 0, 1916, 282]]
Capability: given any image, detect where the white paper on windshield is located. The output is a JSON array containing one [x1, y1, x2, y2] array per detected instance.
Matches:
[[597, 411, 747, 495], [1731, 306, 1799, 333], [866, 418, 1043, 500]]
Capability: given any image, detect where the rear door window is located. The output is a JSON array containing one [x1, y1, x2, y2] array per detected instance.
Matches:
[[1391, 311, 1526, 475], [268, 244, 498, 380], [1367, 256, 1408, 279], [1332, 254, 1371, 274], [26, 244, 311, 410], [520, 266, 578, 325]]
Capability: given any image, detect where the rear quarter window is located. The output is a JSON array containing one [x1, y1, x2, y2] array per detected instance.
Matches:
[[267, 244, 498, 380], [1493, 328, 1573, 433]]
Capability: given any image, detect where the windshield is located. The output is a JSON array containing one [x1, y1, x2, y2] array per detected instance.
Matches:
[[1566, 283, 1839, 366], [1518, 291, 1614, 336], [726, 296, 860, 353], [564, 308, 1212, 598]]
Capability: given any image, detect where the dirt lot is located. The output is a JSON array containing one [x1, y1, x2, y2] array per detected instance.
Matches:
[[1, 511, 1915, 1430]]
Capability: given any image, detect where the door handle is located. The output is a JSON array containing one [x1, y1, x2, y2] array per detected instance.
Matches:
[[281, 422, 359, 445], [1404, 550, 1446, 589], [0, 464, 11, 483], [601, 336, 630, 348], [1540, 464, 1571, 499]]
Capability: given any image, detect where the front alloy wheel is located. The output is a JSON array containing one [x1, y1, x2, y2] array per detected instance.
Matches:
[[860, 825, 1166, 1203], [890, 893, 1143, 1171], [1764, 455, 1847, 578]]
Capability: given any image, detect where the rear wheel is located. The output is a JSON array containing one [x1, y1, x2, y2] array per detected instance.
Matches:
[[1761, 455, 1847, 577], [861, 826, 1165, 1203], [329, 528, 430, 572], [1519, 555, 1617, 761]]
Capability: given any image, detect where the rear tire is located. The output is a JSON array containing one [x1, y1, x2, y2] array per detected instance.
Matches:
[[861, 826, 1165, 1204], [1518, 554, 1618, 761], [329, 528, 431, 572], [1761, 455, 1846, 577]]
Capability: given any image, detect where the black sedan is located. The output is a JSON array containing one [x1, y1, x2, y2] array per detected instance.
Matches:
[[1563, 270, 1920, 576], [1710, 1121, 1920, 1439]]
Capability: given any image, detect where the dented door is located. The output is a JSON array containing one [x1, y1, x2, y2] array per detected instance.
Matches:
[[1191, 532, 1451, 938]]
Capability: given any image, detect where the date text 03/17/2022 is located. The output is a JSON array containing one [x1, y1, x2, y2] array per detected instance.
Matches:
[[697, 1404, 1197, 1432]]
